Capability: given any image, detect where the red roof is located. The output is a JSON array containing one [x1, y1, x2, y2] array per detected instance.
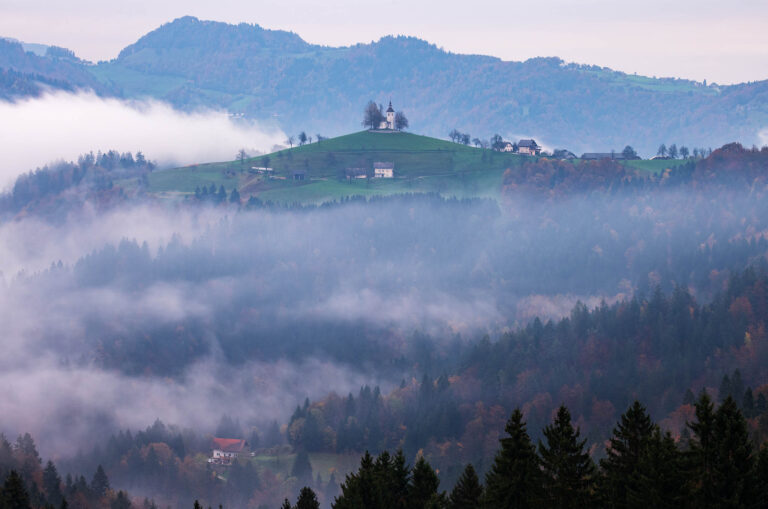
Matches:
[[212, 438, 248, 452]]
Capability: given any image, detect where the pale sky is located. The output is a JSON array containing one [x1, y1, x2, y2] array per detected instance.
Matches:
[[2, 0, 767, 84]]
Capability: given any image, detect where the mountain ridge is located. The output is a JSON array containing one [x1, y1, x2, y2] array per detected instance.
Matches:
[[1, 16, 767, 154]]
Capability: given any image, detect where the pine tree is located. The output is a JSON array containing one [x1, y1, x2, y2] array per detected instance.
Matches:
[[756, 446, 768, 507], [91, 465, 110, 498], [280, 498, 292, 509], [711, 396, 755, 506], [483, 408, 543, 509], [111, 490, 131, 509], [42, 460, 64, 508], [538, 405, 595, 508], [686, 392, 717, 506], [630, 427, 683, 509], [295, 487, 320, 509], [333, 451, 380, 509], [409, 457, 441, 509], [598, 401, 654, 508], [2, 470, 31, 509], [193, 501, 203, 509], [447, 464, 482, 509]]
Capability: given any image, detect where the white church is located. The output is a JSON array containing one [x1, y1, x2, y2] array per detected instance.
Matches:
[[378, 101, 396, 130]]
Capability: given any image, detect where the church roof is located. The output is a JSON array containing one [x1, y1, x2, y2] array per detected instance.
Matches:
[[386, 101, 394, 113]]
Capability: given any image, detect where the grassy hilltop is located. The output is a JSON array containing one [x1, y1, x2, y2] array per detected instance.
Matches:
[[146, 131, 527, 203], [142, 130, 690, 205]]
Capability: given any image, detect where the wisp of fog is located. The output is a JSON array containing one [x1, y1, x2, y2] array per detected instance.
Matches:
[[0, 91, 285, 188]]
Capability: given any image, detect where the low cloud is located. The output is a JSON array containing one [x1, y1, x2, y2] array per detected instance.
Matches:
[[0, 356, 386, 457], [0, 91, 284, 188]]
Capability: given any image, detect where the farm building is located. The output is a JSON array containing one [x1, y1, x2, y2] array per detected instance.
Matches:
[[209, 438, 249, 465], [373, 162, 394, 178], [517, 139, 542, 156], [292, 170, 307, 181], [345, 168, 368, 179]]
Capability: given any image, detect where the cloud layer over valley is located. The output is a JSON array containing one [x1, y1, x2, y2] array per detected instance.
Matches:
[[0, 92, 284, 188]]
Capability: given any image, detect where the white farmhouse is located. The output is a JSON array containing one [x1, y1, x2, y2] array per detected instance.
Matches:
[[374, 162, 394, 178]]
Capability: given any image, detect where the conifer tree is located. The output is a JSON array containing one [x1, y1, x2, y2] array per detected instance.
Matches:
[[280, 498, 292, 509], [409, 457, 441, 509], [295, 487, 320, 509], [630, 427, 683, 509], [538, 405, 595, 508], [2, 470, 31, 509], [42, 460, 64, 508], [756, 445, 768, 506], [111, 490, 131, 509], [686, 392, 717, 506], [447, 464, 482, 509], [333, 451, 380, 509], [91, 465, 110, 498], [711, 396, 755, 506], [598, 401, 654, 508], [483, 408, 543, 509]]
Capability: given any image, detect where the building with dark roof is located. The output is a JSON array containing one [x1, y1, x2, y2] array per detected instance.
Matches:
[[518, 139, 542, 156]]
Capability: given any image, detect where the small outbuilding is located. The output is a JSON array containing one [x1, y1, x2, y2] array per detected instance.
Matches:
[[292, 170, 307, 181], [373, 162, 394, 178]]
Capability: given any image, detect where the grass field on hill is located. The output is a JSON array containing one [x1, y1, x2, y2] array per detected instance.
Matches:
[[143, 130, 691, 204], [146, 131, 524, 203]]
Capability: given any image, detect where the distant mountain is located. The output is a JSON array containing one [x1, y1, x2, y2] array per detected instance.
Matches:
[[3, 17, 768, 154], [0, 38, 111, 97]]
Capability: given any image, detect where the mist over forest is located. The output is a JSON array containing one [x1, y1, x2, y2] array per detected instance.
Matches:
[[1, 13, 768, 506], [0, 145, 766, 462]]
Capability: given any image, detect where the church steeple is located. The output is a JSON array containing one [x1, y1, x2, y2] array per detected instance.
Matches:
[[386, 100, 395, 129]]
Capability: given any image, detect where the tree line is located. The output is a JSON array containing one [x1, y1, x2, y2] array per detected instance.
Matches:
[[277, 395, 768, 509]]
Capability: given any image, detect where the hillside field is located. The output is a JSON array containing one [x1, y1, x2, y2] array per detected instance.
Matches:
[[140, 131, 691, 204]]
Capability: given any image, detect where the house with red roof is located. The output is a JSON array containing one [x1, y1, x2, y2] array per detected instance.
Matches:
[[208, 437, 249, 465]]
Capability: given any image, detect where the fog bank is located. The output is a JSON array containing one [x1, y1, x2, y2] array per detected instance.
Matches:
[[0, 91, 284, 188]]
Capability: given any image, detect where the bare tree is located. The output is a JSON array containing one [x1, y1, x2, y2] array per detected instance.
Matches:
[[472, 138, 481, 148], [287, 136, 295, 148], [362, 100, 384, 129], [236, 149, 248, 167], [394, 111, 409, 131], [657, 144, 667, 157], [668, 144, 678, 159], [491, 134, 504, 151]]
